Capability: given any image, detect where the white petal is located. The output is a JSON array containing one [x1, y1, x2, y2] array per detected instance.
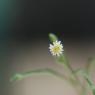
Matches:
[[49, 44, 53, 49]]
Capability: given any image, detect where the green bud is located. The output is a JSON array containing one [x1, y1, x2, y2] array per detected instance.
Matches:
[[49, 33, 58, 43]]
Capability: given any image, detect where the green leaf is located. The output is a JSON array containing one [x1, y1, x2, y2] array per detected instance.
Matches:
[[10, 68, 68, 82], [10, 73, 24, 82], [49, 33, 58, 43]]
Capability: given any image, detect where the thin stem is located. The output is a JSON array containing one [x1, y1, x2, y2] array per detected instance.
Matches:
[[56, 54, 87, 95], [22, 68, 67, 80], [11, 68, 69, 82]]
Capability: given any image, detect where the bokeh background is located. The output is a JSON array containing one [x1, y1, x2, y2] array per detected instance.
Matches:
[[1, 0, 95, 95]]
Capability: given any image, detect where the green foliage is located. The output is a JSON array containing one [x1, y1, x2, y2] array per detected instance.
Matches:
[[10, 73, 24, 82], [10, 68, 68, 82]]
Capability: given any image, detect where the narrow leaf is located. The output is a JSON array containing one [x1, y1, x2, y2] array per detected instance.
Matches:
[[10, 68, 67, 82]]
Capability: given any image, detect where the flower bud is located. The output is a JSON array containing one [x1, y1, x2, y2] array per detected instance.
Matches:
[[49, 33, 58, 43]]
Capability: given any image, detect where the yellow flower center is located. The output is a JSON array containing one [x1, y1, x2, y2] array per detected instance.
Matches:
[[53, 46, 60, 53]]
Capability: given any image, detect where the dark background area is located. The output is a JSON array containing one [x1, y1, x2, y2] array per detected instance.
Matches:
[[1, 0, 95, 42], [7, 0, 95, 42]]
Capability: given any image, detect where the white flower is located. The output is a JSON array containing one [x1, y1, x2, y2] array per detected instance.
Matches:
[[49, 40, 64, 56]]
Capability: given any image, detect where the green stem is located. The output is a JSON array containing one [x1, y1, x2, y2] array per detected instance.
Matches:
[[57, 55, 87, 95], [11, 68, 83, 94], [11, 68, 69, 82]]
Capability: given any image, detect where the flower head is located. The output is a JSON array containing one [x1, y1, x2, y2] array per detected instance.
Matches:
[[49, 40, 64, 56]]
